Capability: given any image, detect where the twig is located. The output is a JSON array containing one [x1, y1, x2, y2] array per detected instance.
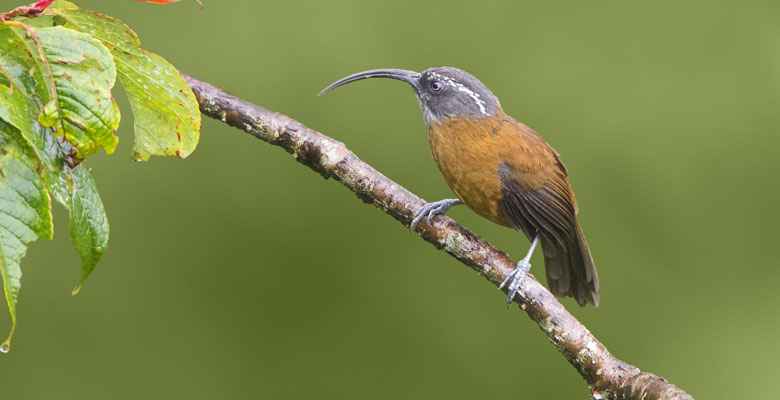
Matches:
[[181, 73, 693, 400]]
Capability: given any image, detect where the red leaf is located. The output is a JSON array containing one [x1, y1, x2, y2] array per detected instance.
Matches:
[[131, 0, 204, 9], [32, 0, 54, 8], [1, 0, 54, 20]]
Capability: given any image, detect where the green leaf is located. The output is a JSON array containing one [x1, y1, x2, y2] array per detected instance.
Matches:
[[46, 2, 201, 161], [0, 0, 200, 350], [35, 26, 121, 157], [0, 119, 53, 353], [0, 48, 109, 297], [0, 59, 71, 204], [67, 164, 108, 294], [0, 23, 52, 113], [0, 22, 120, 158]]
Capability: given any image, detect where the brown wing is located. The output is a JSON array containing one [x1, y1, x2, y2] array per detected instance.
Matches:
[[496, 120, 599, 306]]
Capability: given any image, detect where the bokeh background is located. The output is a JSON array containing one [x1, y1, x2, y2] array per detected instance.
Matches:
[[2, 0, 779, 398]]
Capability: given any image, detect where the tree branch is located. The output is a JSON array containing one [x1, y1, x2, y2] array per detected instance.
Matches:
[[182, 73, 693, 400]]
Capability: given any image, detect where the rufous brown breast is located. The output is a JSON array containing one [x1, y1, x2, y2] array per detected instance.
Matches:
[[427, 111, 573, 228]]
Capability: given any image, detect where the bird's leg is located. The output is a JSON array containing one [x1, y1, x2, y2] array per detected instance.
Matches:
[[409, 199, 462, 231], [499, 233, 540, 305]]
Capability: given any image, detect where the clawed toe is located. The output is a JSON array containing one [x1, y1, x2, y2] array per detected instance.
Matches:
[[409, 204, 435, 231], [409, 199, 462, 232], [500, 259, 532, 305]]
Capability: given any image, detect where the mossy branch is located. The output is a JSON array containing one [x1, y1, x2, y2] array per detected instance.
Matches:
[[181, 73, 693, 400]]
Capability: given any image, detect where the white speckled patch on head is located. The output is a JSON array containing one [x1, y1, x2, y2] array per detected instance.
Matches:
[[414, 67, 502, 125], [429, 72, 488, 115]]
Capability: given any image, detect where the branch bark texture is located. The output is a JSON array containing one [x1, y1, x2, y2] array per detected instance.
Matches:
[[182, 73, 693, 400]]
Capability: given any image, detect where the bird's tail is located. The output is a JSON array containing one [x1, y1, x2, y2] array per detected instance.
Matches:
[[541, 222, 599, 307]]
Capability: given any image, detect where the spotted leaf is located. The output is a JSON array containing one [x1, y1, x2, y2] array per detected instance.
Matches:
[[0, 118, 53, 353], [44, 1, 201, 161]]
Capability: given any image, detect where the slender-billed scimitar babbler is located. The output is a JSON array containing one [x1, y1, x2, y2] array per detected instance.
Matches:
[[320, 67, 599, 307]]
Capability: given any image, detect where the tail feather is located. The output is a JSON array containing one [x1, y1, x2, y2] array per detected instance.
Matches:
[[542, 222, 599, 307]]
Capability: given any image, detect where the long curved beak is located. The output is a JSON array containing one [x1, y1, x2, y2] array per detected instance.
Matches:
[[319, 68, 421, 95]]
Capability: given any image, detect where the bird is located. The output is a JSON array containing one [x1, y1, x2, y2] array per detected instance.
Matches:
[[320, 67, 599, 307]]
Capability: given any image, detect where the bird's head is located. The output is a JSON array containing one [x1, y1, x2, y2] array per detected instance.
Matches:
[[320, 66, 501, 126]]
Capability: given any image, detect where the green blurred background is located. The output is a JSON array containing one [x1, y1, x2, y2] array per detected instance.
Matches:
[[2, 0, 779, 398]]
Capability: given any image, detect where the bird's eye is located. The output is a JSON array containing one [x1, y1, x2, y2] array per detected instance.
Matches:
[[431, 81, 443, 91]]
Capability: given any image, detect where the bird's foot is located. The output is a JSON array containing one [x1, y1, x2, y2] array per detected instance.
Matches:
[[409, 198, 462, 231], [499, 258, 532, 306]]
